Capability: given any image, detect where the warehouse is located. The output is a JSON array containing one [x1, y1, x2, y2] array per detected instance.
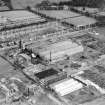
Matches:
[[39, 10, 97, 29], [0, 10, 45, 22], [50, 78, 83, 96], [64, 16, 97, 30], [34, 68, 67, 85], [35, 68, 58, 79], [39, 40, 83, 63]]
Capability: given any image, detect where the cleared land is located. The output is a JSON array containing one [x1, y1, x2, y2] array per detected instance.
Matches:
[[0, 56, 13, 75], [82, 95, 105, 105], [11, 0, 70, 9]]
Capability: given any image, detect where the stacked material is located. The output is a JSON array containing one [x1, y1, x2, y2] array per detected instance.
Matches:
[[40, 40, 83, 62], [51, 78, 83, 96]]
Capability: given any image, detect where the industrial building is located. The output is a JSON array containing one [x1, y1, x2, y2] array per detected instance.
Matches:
[[39, 40, 84, 63], [0, 10, 46, 25], [35, 68, 58, 79], [50, 78, 83, 96], [34, 68, 67, 85], [39, 10, 81, 19], [38, 10, 97, 29], [64, 16, 97, 30], [0, 10, 67, 50]]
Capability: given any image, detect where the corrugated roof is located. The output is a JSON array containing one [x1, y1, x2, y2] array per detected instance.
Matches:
[[0, 10, 43, 21], [39, 10, 81, 19], [64, 16, 96, 27], [51, 78, 83, 96]]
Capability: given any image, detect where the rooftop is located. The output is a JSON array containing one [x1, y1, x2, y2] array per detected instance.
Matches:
[[64, 16, 96, 26], [0, 10, 44, 21], [39, 10, 81, 19], [39, 10, 96, 26]]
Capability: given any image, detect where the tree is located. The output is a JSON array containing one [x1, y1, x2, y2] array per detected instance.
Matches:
[[71, 0, 105, 8], [3, 0, 13, 10]]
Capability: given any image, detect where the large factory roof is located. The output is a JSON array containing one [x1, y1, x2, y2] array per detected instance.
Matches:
[[39, 40, 83, 62], [39, 10, 81, 19], [0, 10, 45, 22], [64, 16, 96, 27]]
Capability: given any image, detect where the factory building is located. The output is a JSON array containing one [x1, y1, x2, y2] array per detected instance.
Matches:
[[50, 78, 83, 96], [34, 68, 67, 85], [15, 53, 31, 67], [38, 10, 97, 30], [39, 40, 84, 63], [64, 16, 97, 30], [0, 10, 67, 50], [0, 10, 46, 26]]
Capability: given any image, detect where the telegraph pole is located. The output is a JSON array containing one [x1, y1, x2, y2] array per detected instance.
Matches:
[[50, 51, 52, 63]]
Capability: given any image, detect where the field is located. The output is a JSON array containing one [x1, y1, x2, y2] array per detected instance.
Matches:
[[29, 93, 59, 105], [0, 56, 13, 75], [39, 10, 80, 19], [0, 55, 29, 83], [63, 86, 100, 105], [80, 70, 105, 89], [82, 95, 105, 105], [92, 27, 105, 41]]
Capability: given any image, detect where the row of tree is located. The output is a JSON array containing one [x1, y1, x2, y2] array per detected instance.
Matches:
[[1, 0, 13, 9], [56, 0, 105, 8], [36, 0, 105, 8], [35, 0, 105, 11]]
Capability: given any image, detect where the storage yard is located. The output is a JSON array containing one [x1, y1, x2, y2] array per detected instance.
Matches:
[[50, 78, 83, 96]]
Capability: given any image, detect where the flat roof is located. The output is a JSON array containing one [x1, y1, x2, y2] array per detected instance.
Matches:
[[0, 10, 44, 21], [35, 68, 58, 79], [0, 57, 13, 75], [64, 16, 96, 26], [39, 10, 96, 26], [39, 10, 81, 19]]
